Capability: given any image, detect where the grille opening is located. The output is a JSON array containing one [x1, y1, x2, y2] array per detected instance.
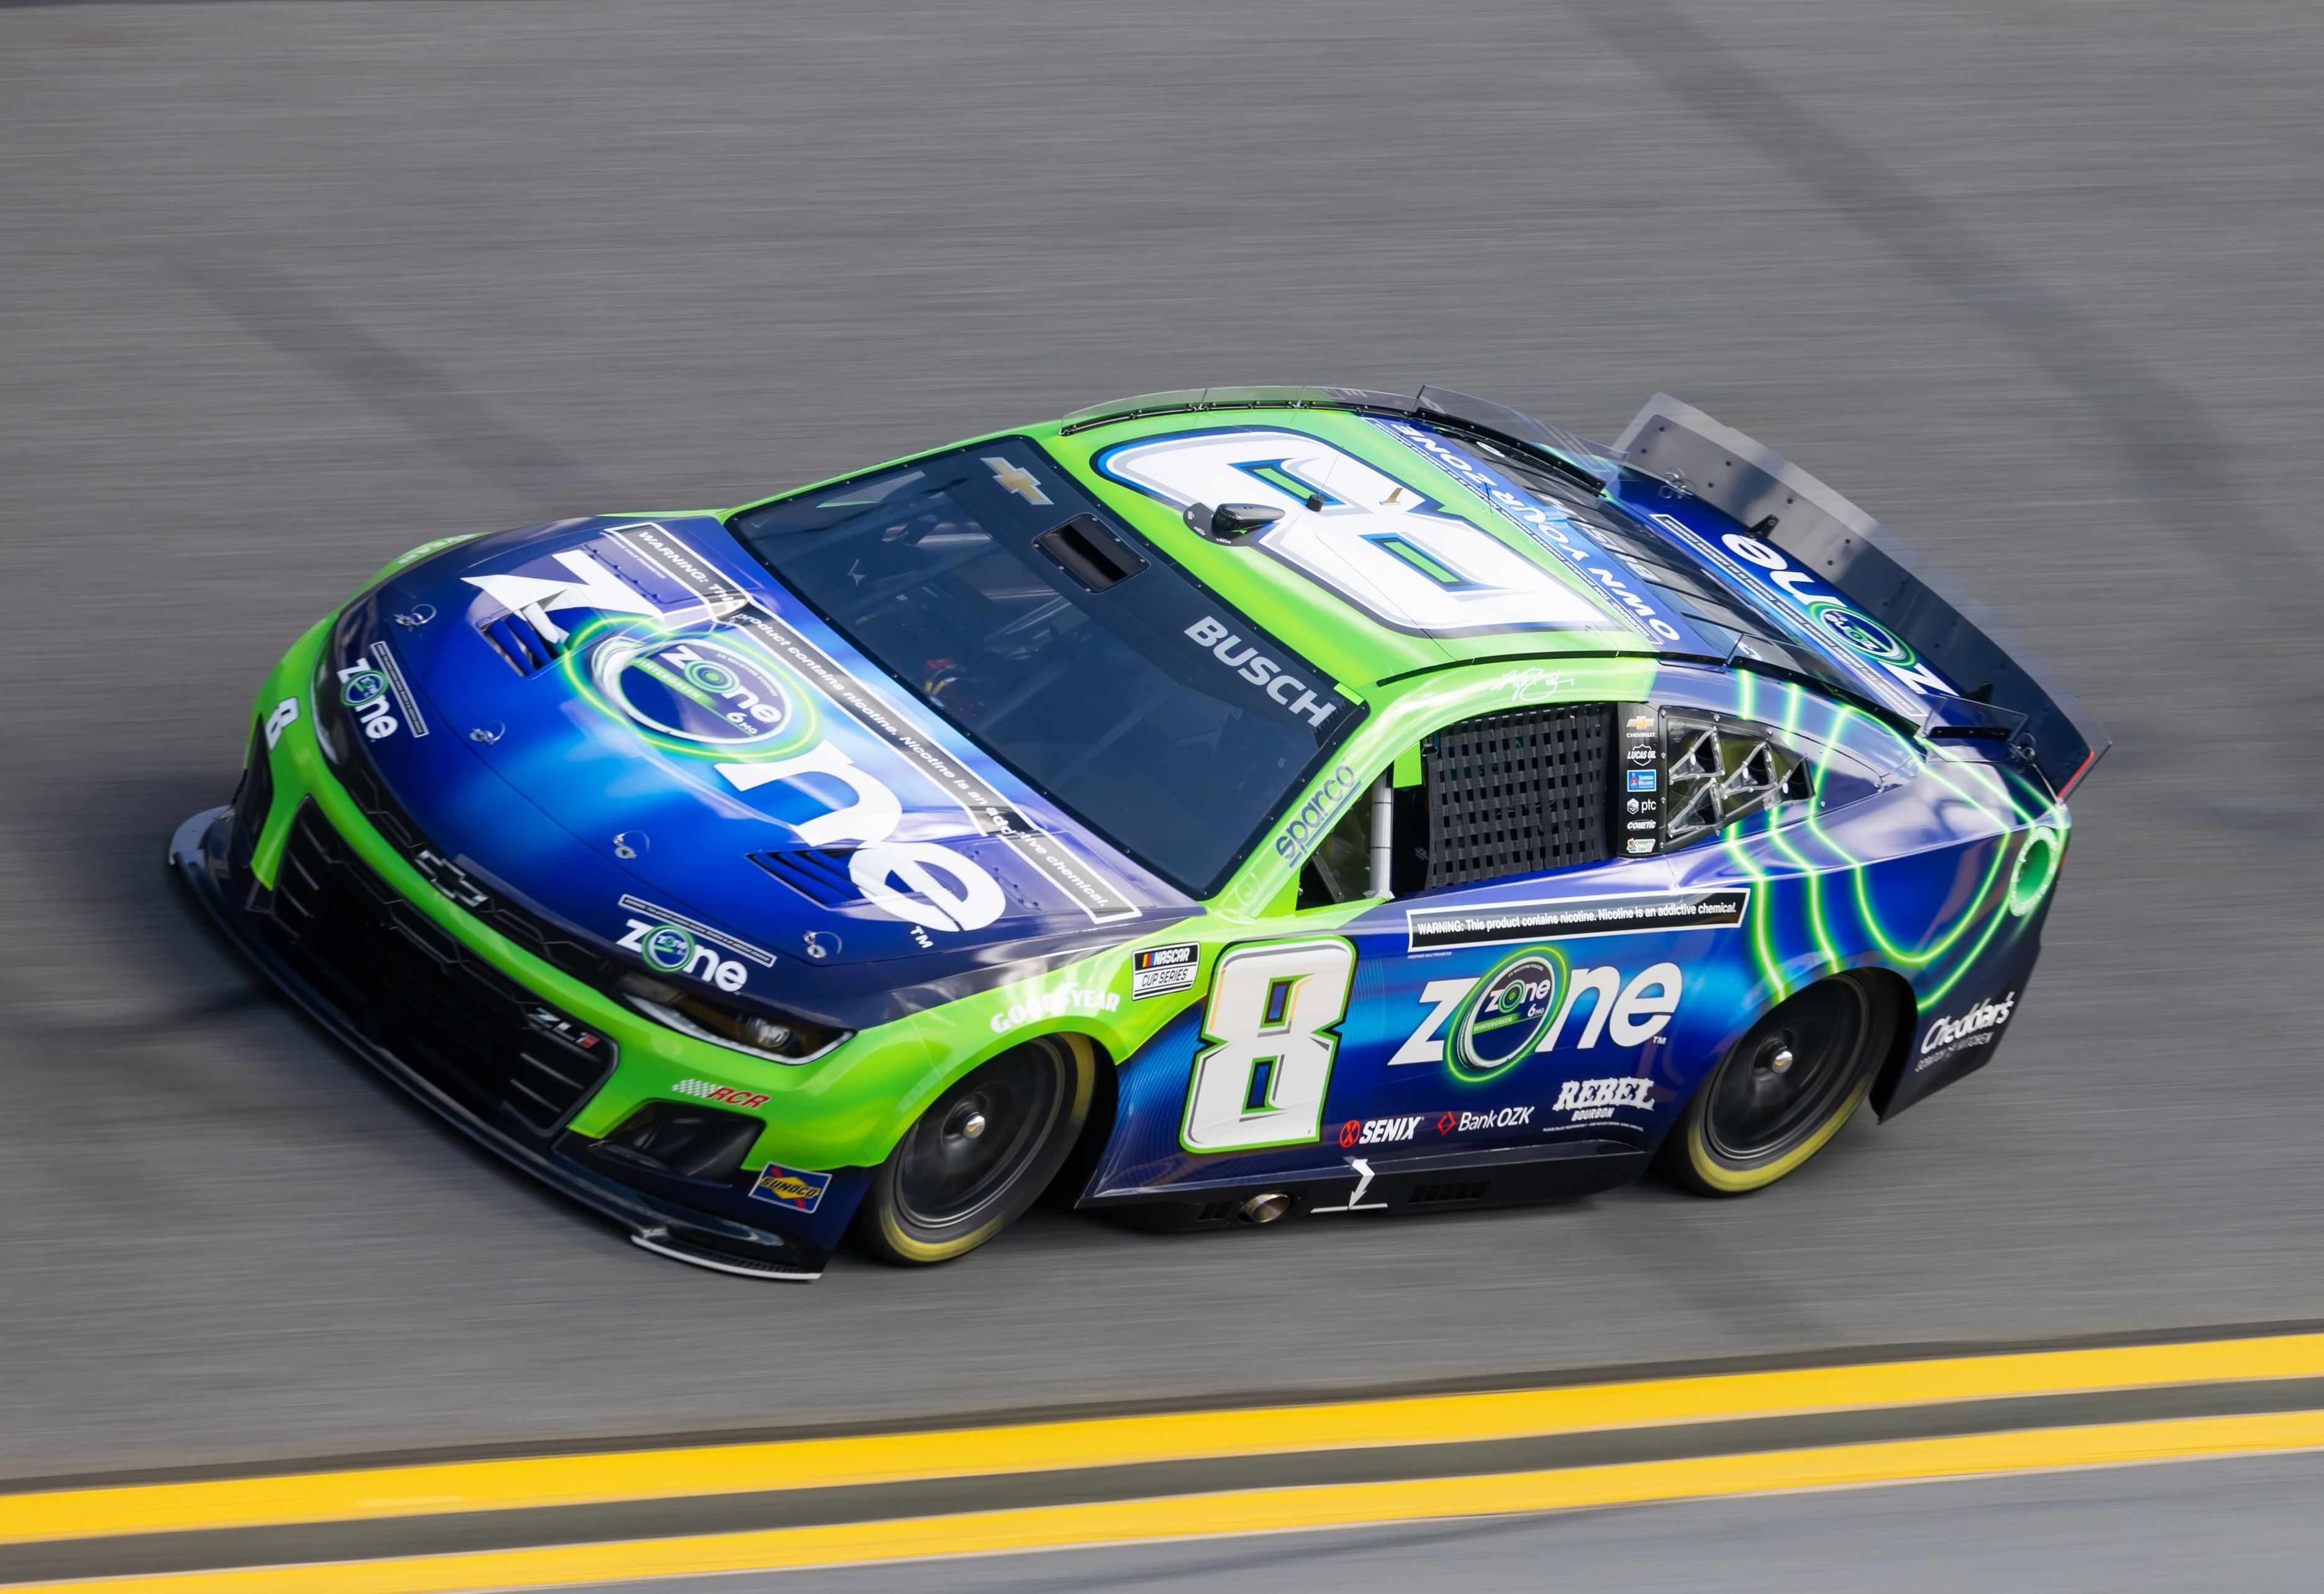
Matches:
[[245, 801, 617, 1138], [1423, 705, 1611, 888]]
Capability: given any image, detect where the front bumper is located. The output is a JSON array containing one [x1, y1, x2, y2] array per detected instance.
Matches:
[[171, 802, 829, 1280]]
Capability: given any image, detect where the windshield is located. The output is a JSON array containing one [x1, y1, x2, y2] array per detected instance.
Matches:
[[727, 441, 1362, 898]]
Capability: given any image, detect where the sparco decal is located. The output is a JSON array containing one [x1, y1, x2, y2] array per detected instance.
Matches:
[[1272, 762, 1362, 864], [1916, 991, 2016, 1072], [1338, 1115, 1423, 1148], [1392, 960, 1685, 1067]]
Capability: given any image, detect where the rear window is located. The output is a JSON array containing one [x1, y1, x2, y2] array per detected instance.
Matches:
[[727, 441, 1362, 897]]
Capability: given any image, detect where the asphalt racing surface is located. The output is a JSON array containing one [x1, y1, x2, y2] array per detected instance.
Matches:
[[3, 0, 2321, 1585]]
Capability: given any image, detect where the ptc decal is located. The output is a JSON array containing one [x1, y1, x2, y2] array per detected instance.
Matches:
[[1449, 952, 1562, 1078]]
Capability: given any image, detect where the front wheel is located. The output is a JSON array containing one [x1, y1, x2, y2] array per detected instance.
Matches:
[[854, 1034, 1096, 1265], [1662, 974, 1894, 1196]]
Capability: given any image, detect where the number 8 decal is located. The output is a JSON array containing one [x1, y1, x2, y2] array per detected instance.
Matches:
[[1095, 428, 1610, 637], [1181, 938, 1357, 1154]]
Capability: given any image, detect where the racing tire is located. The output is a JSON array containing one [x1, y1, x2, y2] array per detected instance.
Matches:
[[854, 1034, 1097, 1265], [1661, 973, 1895, 1196]]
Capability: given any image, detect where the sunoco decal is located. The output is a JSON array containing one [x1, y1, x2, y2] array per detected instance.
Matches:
[[1406, 890, 1748, 952], [749, 1162, 833, 1213]]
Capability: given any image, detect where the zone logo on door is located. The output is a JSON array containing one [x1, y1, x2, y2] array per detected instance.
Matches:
[[1180, 939, 1355, 1154]]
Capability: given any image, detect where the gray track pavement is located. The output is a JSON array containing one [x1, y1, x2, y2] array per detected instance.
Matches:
[[3, 0, 2322, 1509], [592, 1451, 2324, 1593]]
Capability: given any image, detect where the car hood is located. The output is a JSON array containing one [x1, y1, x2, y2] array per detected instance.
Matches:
[[325, 515, 1192, 1030]]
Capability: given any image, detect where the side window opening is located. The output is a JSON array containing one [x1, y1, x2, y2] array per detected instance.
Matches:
[[1422, 706, 1613, 890], [1647, 707, 1815, 854]]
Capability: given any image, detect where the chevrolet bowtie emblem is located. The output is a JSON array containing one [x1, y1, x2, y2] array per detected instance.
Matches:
[[983, 457, 1052, 505]]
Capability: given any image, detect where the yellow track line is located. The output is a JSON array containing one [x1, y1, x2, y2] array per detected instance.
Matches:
[[9, 1332, 2323, 1547], [18, 1406, 2324, 1594]]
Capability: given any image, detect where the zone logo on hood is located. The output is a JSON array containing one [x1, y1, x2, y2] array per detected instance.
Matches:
[[721, 744, 1005, 934], [336, 644, 426, 742]]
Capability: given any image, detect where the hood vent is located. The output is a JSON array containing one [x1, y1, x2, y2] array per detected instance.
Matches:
[[478, 609, 564, 678], [750, 847, 862, 908]]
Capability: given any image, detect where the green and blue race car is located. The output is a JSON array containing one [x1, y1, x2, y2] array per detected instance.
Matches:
[[174, 386, 2103, 1279]]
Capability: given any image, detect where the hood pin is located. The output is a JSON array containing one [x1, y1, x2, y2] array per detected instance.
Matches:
[[393, 603, 436, 629], [612, 832, 647, 861], [468, 722, 504, 745]]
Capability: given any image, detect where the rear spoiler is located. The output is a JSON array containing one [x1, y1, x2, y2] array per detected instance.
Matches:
[[1612, 394, 2108, 800]]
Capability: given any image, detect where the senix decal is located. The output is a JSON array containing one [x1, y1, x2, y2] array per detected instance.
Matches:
[[336, 639, 427, 742], [1092, 428, 1611, 637], [615, 893, 778, 991], [1390, 959, 1685, 1067], [1642, 511, 1958, 711], [1374, 419, 1695, 647]]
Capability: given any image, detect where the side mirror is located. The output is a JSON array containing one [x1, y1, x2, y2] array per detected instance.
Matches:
[[1182, 501, 1285, 542]]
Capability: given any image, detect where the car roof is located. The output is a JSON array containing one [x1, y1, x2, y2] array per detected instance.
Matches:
[[1029, 396, 1662, 697]]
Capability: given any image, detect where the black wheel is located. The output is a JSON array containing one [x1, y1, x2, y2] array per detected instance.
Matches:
[[854, 1034, 1096, 1265], [1661, 973, 1893, 1196]]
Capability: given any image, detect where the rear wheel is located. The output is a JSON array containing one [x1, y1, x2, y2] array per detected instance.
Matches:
[[854, 1034, 1096, 1265], [1662, 973, 1893, 1196]]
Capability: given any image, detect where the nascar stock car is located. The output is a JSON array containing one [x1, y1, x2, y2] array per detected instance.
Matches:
[[173, 386, 2105, 1280]]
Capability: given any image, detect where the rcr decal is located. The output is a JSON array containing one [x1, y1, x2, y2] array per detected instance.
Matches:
[[1391, 960, 1684, 1067], [719, 747, 1005, 934], [1096, 429, 1611, 638], [1182, 616, 1342, 729], [672, 1078, 771, 1110]]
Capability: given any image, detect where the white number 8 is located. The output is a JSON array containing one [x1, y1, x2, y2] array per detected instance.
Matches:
[[1095, 429, 1608, 637], [1180, 939, 1356, 1154]]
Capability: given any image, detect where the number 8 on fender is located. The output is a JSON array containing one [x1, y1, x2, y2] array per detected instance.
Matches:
[[1180, 939, 1356, 1154]]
